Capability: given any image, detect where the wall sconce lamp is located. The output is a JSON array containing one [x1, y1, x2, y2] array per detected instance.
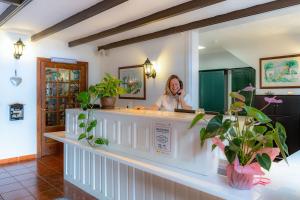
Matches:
[[14, 38, 25, 59], [144, 58, 156, 79]]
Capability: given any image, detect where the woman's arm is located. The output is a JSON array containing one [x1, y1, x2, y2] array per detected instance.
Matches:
[[178, 90, 192, 110]]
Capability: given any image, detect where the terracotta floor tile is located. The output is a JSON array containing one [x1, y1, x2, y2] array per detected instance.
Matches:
[[0, 177, 17, 186], [1, 189, 32, 200], [20, 177, 48, 187], [7, 168, 32, 176], [2, 164, 25, 172], [0, 182, 23, 194], [14, 173, 37, 181], [34, 188, 63, 200], [20, 160, 37, 168], [0, 154, 96, 200], [26, 182, 54, 195], [0, 173, 11, 180]]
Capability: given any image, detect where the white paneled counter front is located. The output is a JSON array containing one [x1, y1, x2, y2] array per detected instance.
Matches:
[[45, 109, 300, 200]]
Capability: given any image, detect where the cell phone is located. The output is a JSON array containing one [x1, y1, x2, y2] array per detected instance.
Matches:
[[177, 80, 183, 95]]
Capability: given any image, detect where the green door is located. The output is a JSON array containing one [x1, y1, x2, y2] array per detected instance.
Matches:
[[231, 67, 256, 106], [199, 70, 227, 114]]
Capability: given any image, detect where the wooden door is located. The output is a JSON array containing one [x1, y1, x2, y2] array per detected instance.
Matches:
[[37, 57, 88, 157]]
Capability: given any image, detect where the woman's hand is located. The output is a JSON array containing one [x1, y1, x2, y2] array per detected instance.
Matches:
[[178, 89, 185, 100]]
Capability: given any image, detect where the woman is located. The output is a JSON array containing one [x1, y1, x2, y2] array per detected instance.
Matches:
[[152, 74, 192, 111]]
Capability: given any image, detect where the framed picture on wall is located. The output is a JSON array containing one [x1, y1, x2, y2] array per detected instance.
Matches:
[[260, 54, 300, 88], [118, 65, 146, 99]]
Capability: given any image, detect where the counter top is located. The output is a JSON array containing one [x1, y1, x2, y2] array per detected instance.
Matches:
[[45, 131, 300, 200], [66, 108, 214, 122]]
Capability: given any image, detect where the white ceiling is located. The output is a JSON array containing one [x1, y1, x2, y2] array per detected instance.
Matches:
[[198, 4, 300, 55], [0, 0, 295, 48]]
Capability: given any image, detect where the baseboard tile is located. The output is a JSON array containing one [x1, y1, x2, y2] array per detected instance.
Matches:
[[0, 154, 36, 164]]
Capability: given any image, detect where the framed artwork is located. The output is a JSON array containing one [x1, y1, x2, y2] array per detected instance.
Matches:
[[260, 54, 300, 88], [118, 65, 146, 99]]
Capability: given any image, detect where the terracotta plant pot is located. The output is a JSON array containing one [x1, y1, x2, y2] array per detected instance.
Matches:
[[100, 97, 116, 109], [226, 164, 254, 190]]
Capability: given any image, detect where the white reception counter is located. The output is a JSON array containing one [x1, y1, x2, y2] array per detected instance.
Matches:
[[45, 109, 300, 200]]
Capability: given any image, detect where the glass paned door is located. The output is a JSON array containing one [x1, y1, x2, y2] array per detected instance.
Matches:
[[37, 58, 87, 157]]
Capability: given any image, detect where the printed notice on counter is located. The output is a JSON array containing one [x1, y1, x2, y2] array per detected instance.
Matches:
[[154, 122, 172, 154]]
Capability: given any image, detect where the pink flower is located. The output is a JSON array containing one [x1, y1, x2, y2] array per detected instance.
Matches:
[[264, 96, 283, 104], [242, 84, 255, 92]]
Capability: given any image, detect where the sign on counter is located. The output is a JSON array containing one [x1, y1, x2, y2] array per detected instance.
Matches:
[[154, 122, 172, 154]]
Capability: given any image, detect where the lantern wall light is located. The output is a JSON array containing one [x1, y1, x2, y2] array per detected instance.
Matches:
[[14, 38, 25, 60], [143, 58, 156, 79]]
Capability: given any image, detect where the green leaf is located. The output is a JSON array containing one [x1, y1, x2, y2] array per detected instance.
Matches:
[[87, 120, 97, 132], [90, 120, 97, 127], [87, 135, 94, 140], [78, 113, 86, 120], [244, 106, 272, 123], [230, 101, 245, 112], [256, 153, 271, 171], [253, 125, 267, 134], [225, 146, 236, 164], [206, 114, 223, 133], [94, 138, 109, 145], [264, 131, 273, 147], [273, 130, 288, 163], [229, 138, 242, 152], [212, 144, 217, 151], [200, 128, 207, 146], [230, 92, 246, 102], [276, 122, 288, 154], [78, 133, 86, 140], [189, 113, 205, 128], [79, 122, 85, 128], [222, 119, 232, 132]]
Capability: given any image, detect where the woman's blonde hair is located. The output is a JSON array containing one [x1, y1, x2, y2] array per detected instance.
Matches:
[[164, 74, 182, 95]]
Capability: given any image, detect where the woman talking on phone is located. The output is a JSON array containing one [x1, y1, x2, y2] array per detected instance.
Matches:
[[152, 74, 192, 111]]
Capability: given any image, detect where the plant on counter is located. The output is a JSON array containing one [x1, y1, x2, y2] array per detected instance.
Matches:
[[189, 85, 288, 190], [76, 73, 126, 147], [94, 73, 127, 109]]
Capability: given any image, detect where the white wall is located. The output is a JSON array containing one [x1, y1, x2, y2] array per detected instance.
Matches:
[[0, 30, 101, 160], [99, 33, 189, 108], [223, 34, 300, 95], [199, 51, 249, 70]]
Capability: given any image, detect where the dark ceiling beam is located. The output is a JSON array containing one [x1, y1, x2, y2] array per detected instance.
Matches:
[[31, 0, 128, 42], [0, 0, 31, 27], [98, 0, 300, 51], [68, 0, 225, 47], [0, 0, 23, 6]]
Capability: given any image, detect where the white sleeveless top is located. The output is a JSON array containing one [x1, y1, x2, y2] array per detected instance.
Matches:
[[155, 95, 183, 112]]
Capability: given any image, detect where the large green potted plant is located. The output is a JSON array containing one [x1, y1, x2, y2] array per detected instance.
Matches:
[[95, 73, 126, 109], [190, 85, 288, 190]]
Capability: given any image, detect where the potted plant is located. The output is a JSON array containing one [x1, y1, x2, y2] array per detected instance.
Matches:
[[94, 73, 126, 109], [76, 86, 109, 147], [189, 85, 288, 190]]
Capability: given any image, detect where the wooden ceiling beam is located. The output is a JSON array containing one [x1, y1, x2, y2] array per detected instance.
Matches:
[[98, 0, 300, 51], [31, 0, 128, 42], [0, 0, 23, 6], [0, 0, 31, 27], [68, 0, 225, 47]]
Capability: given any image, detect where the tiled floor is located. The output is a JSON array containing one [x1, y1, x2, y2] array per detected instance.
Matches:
[[0, 154, 96, 200]]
